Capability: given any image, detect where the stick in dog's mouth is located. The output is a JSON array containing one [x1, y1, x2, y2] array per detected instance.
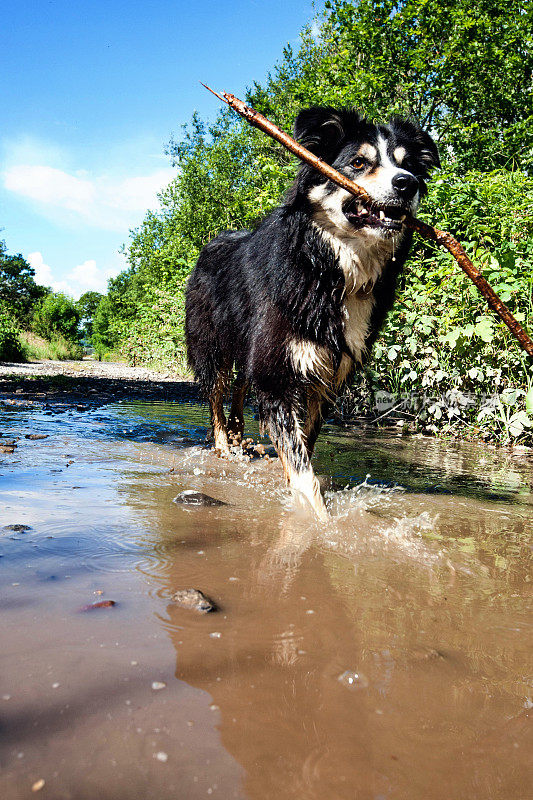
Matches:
[[342, 197, 407, 231]]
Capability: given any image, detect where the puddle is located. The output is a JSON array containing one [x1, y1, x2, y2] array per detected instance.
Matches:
[[0, 401, 531, 799]]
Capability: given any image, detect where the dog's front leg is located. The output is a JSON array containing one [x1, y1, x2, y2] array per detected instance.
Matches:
[[260, 398, 328, 521]]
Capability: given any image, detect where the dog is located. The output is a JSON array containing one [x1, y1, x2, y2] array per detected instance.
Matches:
[[185, 106, 439, 519]]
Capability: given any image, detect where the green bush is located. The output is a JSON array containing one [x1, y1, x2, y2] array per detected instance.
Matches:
[[0, 308, 25, 362], [115, 279, 189, 373], [340, 168, 533, 445], [32, 293, 81, 344]]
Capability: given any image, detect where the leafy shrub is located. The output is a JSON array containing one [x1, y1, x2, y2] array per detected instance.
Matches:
[[341, 168, 533, 445], [0, 308, 25, 362], [115, 279, 189, 373], [32, 293, 81, 343]]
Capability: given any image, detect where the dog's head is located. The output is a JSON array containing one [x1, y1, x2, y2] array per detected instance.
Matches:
[[293, 107, 440, 241]]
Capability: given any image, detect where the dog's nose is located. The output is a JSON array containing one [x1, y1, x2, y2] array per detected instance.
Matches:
[[392, 173, 419, 200]]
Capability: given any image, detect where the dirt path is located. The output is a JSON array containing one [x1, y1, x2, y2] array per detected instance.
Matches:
[[0, 359, 199, 411]]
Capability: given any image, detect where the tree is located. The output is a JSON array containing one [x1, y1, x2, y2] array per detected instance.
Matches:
[[91, 295, 116, 358], [32, 293, 81, 343], [77, 291, 103, 340], [318, 0, 533, 170], [0, 240, 48, 323]]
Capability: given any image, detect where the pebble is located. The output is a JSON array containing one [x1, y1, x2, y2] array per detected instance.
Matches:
[[154, 751, 168, 763], [25, 434, 49, 440], [173, 490, 227, 507], [209, 631, 221, 639], [31, 779, 45, 792], [171, 588, 218, 614], [2, 524, 32, 533], [151, 681, 166, 691], [78, 600, 116, 612], [338, 670, 369, 690]]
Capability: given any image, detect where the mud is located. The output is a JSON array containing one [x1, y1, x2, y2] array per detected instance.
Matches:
[[0, 390, 531, 799]]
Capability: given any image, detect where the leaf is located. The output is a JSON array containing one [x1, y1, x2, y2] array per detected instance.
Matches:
[[474, 317, 495, 343]]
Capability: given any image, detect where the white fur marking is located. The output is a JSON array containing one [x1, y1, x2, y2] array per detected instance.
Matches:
[[290, 339, 333, 384], [312, 221, 390, 294], [342, 291, 375, 364]]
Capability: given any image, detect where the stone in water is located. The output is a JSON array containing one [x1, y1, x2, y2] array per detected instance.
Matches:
[[173, 490, 227, 507], [171, 588, 218, 614], [338, 670, 369, 690]]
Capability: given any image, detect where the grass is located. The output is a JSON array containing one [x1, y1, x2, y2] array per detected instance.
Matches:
[[20, 331, 84, 361]]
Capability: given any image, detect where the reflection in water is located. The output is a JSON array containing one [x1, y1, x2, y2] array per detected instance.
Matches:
[[150, 499, 531, 800], [0, 401, 531, 800]]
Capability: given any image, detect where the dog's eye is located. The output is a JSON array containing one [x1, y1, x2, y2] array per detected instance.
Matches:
[[353, 157, 366, 170]]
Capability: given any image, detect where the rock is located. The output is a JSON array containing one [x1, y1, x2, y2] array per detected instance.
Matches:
[[0, 446, 15, 453], [2, 524, 32, 533], [171, 588, 218, 613], [78, 599, 116, 612], [173, 490, 227, 507], [0, 439, 17, 446], [25, 434, 49, 440]]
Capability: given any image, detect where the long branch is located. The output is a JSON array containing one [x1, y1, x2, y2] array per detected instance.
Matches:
[[202, 84, 533, 359]]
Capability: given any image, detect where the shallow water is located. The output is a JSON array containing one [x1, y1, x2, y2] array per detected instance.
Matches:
[[1, 400, 531, 799]]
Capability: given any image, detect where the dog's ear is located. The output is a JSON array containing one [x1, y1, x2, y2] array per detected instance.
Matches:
[[293, 107, 347, 158], [417, 129, 440, 170]]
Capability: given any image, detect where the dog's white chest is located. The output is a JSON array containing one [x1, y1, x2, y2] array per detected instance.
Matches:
[[313, 225, 385, 363], [341, 290, 375, 363]]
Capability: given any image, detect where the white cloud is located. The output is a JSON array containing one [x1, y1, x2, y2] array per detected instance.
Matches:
[[68, 259, 115, 294], [27, 251, 76, 296], [3, 160, 174, 232], [27, 251, 119, 300], [6, 165, 95, 212]]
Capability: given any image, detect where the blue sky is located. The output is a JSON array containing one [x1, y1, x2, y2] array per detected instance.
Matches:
[[1, 0, 319, 298]]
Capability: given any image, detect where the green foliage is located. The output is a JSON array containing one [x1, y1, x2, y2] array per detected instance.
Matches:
[[77, 291, 103, 341], [0, 307, 25, 362], [321, 0, 533, 171], [0, 240, 48, 324], [342, 168, 533, 444], [32, 293, 81, 344], [91, 295, 117, 357], [96, 0, 533, 445], [20, 330, 83, 361], [115, 279, 189, 372]]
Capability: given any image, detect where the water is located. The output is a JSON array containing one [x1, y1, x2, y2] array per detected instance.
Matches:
[[1, 401, 531, 799]]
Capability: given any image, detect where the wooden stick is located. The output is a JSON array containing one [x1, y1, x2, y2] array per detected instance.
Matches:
[[202, 84, 533, 358]]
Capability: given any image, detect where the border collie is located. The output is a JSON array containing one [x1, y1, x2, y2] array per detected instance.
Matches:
[[185, 107, 439, 519]]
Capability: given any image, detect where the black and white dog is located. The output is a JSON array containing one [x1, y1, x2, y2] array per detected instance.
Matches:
[[185, 107, 439, 519]]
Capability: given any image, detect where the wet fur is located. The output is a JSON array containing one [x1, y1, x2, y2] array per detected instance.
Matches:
[[185, 107, 439, 518]]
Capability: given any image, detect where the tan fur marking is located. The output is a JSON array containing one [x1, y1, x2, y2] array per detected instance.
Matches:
[[357, 143, 377, 161], [209, 373, 230, 455], [227, 380, 248, 444], [393, 146, 406, 164]]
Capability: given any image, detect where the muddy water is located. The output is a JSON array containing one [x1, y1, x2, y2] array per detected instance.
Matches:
[[0, 401, 531, 800]]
